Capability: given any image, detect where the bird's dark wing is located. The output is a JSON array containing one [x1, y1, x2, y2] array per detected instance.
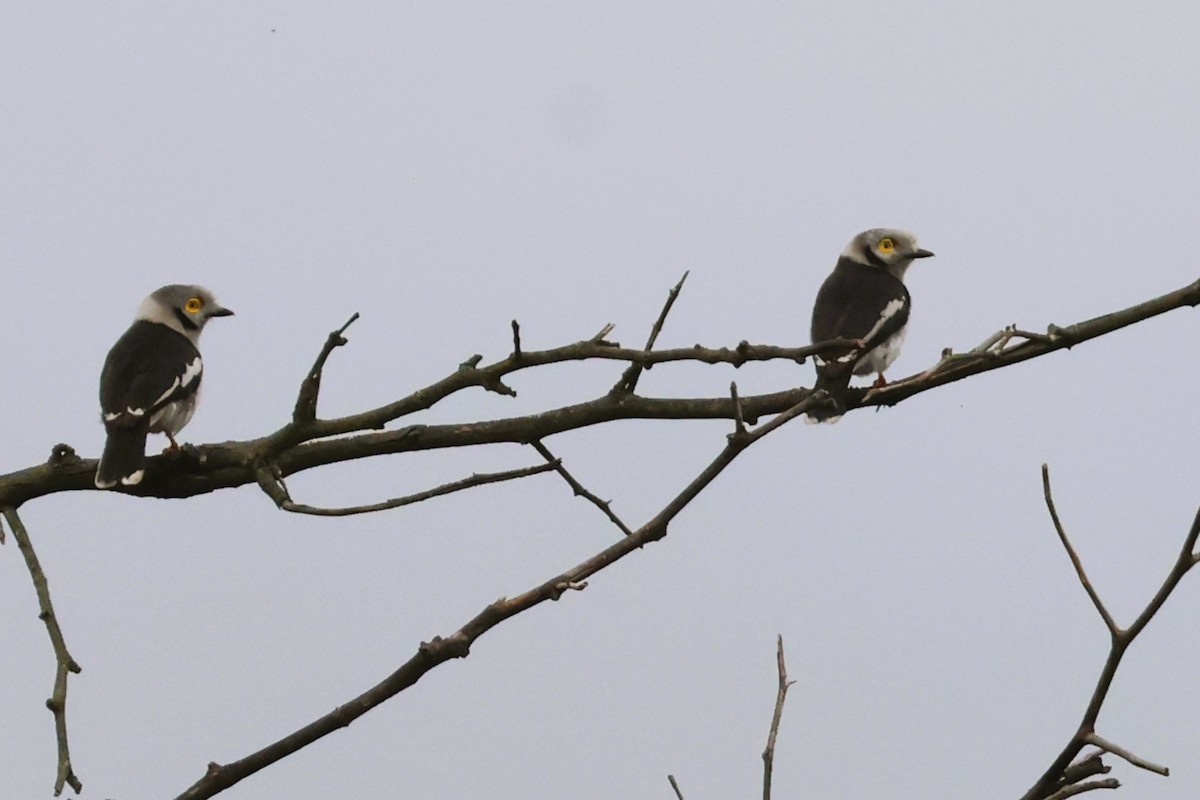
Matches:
[[810, 257, 911, 350], [99, 321, 202, 429]]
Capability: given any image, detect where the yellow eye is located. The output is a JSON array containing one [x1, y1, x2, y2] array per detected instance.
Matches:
[[185, 297, 203, 313], [878, 237, 895, 253]]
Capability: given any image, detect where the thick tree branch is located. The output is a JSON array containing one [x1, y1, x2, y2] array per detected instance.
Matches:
[[4, 278, 1195, 512], [2, 508, 82, 796]]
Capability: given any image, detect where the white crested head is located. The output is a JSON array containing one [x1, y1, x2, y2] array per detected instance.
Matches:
[[840, 229, 934, 281], [136, 284, 234, 341]]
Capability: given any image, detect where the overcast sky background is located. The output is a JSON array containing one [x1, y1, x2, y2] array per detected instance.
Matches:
[[2, 3, 1199, 799]]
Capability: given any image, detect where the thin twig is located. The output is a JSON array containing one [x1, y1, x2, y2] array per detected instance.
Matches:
[[730, 382, 746, 437], [1085, 733, 1169, 776], [1042, 465, 1119, 635], [762, 634, 796, 800], [667, 774, 686, 800], [1061, 753, 1110, 785], [589, 323, 616, 344], [530, 440, 634, 536], [1044, 779, 1121, 800], [293, 313, 360, 424], [255, 462, 559, 517], [3, 508, 82, 796], [613, 272, 689, 395], [511, 320, 522, 356]]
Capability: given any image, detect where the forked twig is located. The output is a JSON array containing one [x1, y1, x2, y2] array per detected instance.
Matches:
[[1021, 465, 1199, 799]]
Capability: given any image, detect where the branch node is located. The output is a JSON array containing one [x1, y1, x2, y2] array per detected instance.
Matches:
[[551, 580, 588, 599], [611, 272, 689, 394], [589, 323, 616, 344], [47, 444, 80, 467], [729, 381, 747, 437]]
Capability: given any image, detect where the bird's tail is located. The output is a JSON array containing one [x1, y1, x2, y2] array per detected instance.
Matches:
[[96, 426, 149, 488], [804, 369, 852, 425]]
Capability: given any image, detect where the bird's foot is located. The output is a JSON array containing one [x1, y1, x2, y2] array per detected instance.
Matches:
[[871, 373, 888, 389]]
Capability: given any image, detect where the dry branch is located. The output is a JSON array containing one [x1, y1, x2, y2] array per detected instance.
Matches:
[[3, 277, 1198, 512], [2, 508, 82, 796], [3, 275, 1199, 799], [1021, 466, 1197, 800], [174, 393, 824, 799], [762, 635, 796, 800]]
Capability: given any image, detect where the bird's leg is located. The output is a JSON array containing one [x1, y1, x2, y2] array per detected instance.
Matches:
[[872, 372, 888, 389], [163, 432, 181, 454]]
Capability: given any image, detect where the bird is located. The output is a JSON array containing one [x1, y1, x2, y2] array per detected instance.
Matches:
[[95, 285, 234, 488], [806, 229, 934, 423]]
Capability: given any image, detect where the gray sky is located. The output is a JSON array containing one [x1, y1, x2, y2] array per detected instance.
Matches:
[[3, 3, 1199, 798]]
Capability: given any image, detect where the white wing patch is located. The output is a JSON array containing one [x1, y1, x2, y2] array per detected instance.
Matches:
[[859, 298, 905, 346], [121, 469, 145, 486], [151, 356, 203, 408]]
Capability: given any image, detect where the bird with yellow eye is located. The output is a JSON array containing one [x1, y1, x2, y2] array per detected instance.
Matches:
[[806, 228, 935, 424], [95, 284, 233, 488]]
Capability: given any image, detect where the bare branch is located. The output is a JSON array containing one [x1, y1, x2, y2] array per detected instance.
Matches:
[[589, 322, 616, 344], [11, 277, 1197, 510], [1041, 465, 1119, 635], [2, 508, 82, 796], [1061, 753, 1111, 785], [612, 271, 689, 395], [730, 382, 746, 437], [864, 276, 1200, 411], [1084, 733, 1169, 777], [762, 634, 797, 800], [293, 313, 359, 424], [530, 440, 634, 536], [1021, 475, 1199, 800], [172, 396, 822, 799], [1044, 779, 1120, 800], [255, 462, 559, 517], [667, 774, 686, 800]]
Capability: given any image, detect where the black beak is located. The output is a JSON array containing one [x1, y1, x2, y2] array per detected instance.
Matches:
[[911, 248, 935, 259], [210, 306, 235, 318]]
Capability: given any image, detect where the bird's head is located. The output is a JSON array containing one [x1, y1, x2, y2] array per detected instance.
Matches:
[[842, 229, 934, 280], [139, 284, 234, 338]]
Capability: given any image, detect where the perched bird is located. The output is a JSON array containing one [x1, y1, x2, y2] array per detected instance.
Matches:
[[96, 285, 234, 488], [807, 229, 934, 423]]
